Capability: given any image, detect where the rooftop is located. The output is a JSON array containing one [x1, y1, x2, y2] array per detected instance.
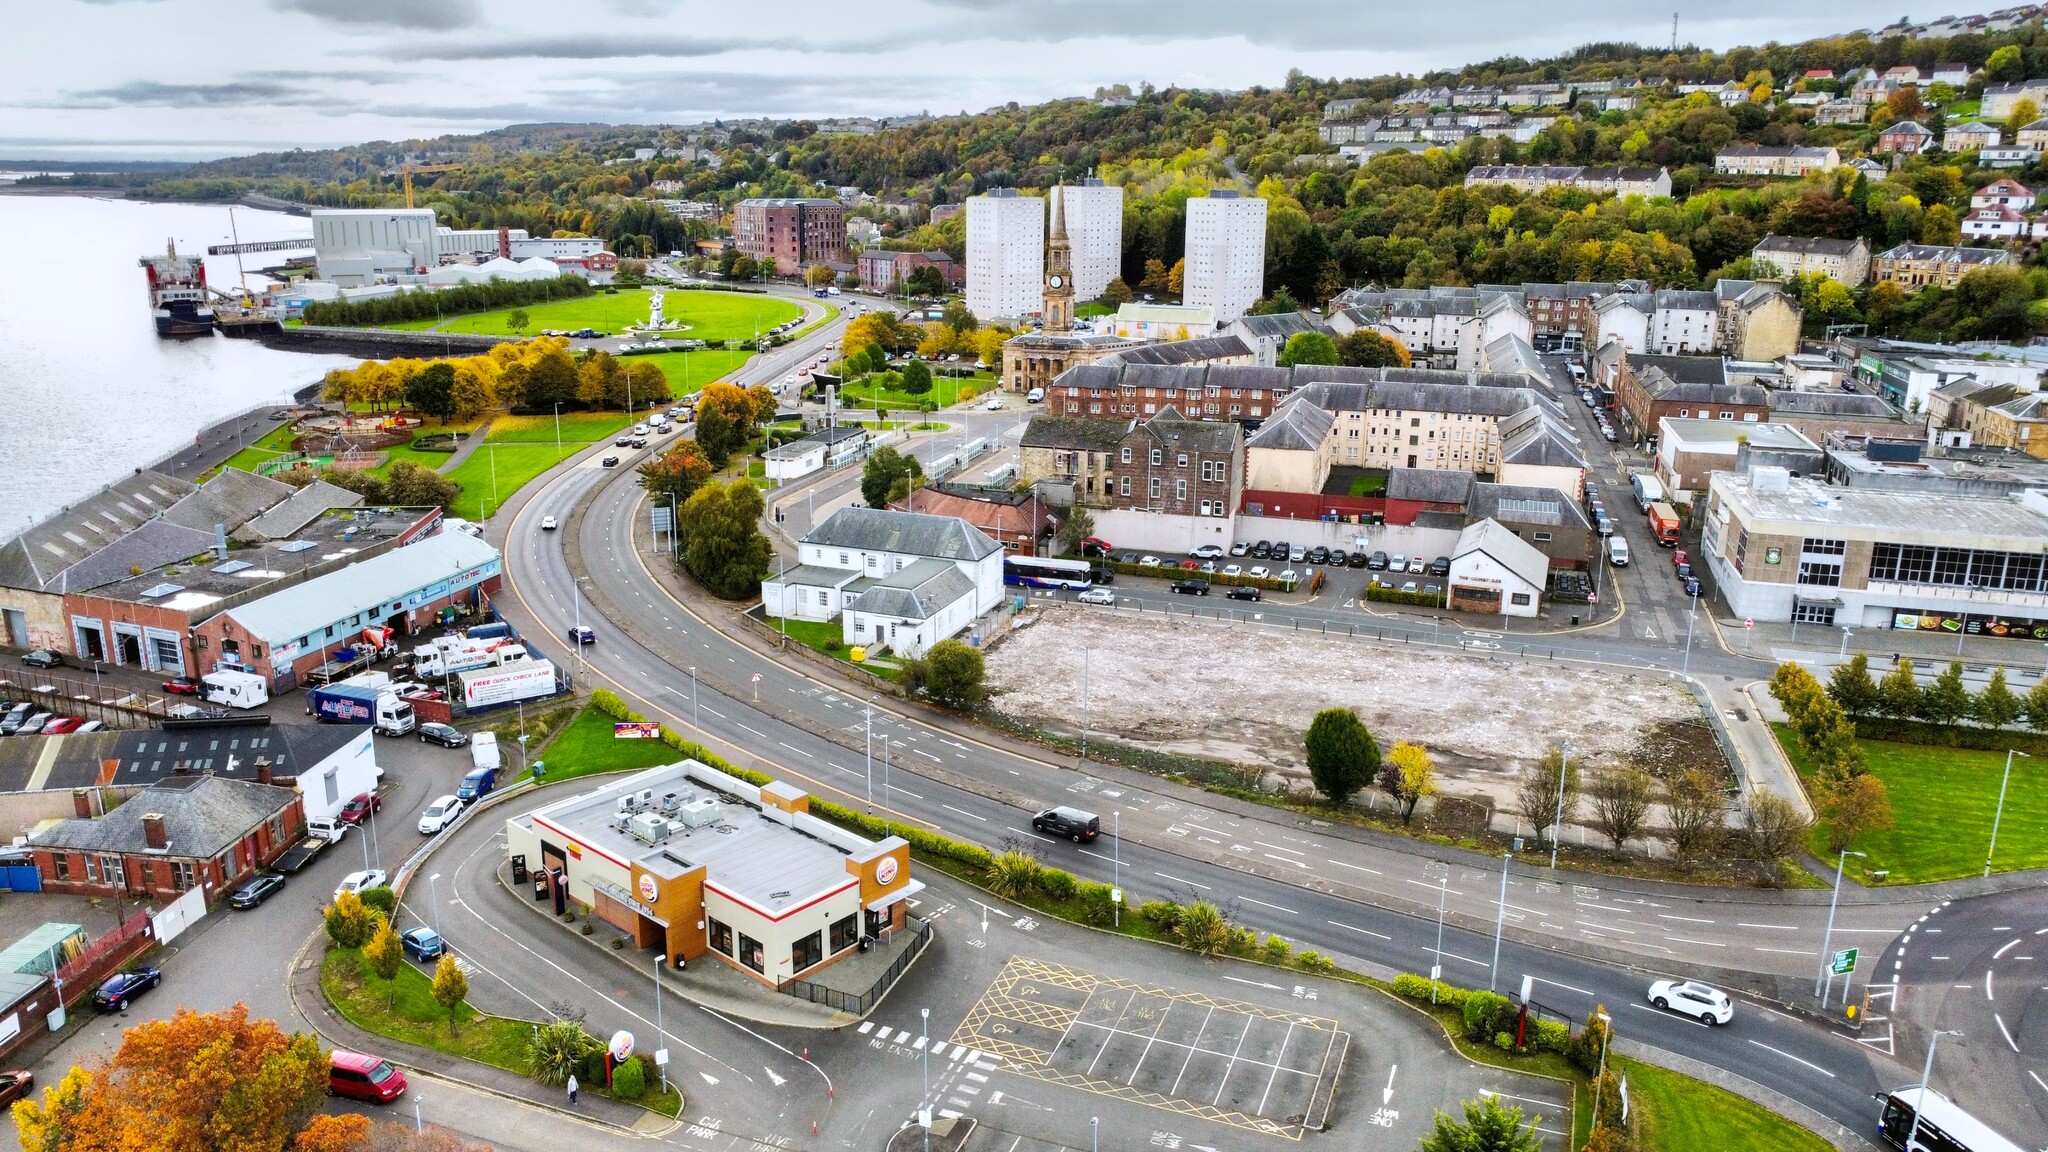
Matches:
[[1453, 518, 1550, 587], [802, 506, 1000, 562], [850, 558, 978, 622], [1719, 472, 2048, 542], [217, 529, 500, 644], [0, 722, 369, 795], [1020, 414, 1128, 454], [1659, 419, 1818, 450], [29, 774, 300, 859]]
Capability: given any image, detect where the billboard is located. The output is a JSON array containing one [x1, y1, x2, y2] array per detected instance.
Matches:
[[1891, 609, 2048, 641], [614, 722, 662, 740], [459, 660, 556, 708]]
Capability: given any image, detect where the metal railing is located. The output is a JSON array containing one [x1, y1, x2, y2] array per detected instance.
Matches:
[[779, 916, 932, 1015]]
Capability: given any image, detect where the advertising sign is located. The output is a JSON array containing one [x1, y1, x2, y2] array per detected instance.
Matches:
[[614, 722, 662, 740], [460, 661, 555, 708]]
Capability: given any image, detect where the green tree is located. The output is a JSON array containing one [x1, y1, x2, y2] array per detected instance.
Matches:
[[609, 1055, 646, 1099], [404, 362, 458, 424], [323, 892, 378, 949], [2009, 97, 2042, 138], [1974, 667, 2023, 731], [2026, 679, 2048, 733], [383, 460, 461, 509], [940, 299, 978, 331], [1823, 773, 1894, 854], [678, 479, 772, 600], [507, 308, 530, 335], [899, 358, 933, 395], [1099, 277, 1133, 306], [861, 445, 919, 508], [904, 638, 986, 709], [431, 954, 469, 1025], [1336, 330, 1410, 367], [1418, 1094, 1544, 1152], [903, 264, 946, 297], [1827, 654, 1880, 716], [1988, 44, 2025, 82], [804, 263, 834, 287], [524, 347, 580, 408], [1277, 331, 1339, 367], [1303, 707, 1381, 806], [1879, 657, 1923, 719], [1770, 660, 1827, 716], [357, 885, 397, 917], [1919, 660, 1972, 728], [1056, 507, 1096, 556], [691, 403, 736, 469], [1921, 203, 1960, 246], [526, 1019, 599, 1087]]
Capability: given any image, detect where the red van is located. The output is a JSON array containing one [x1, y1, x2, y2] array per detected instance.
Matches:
[[328, 1051, 407, 1103]]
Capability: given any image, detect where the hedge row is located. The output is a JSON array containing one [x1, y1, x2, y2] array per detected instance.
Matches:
[[1363, 583, 1447, 608], [1097, 558, 1292, 591], [1843, 714, 2048, 754], [1390, 973, 1589, 1061]]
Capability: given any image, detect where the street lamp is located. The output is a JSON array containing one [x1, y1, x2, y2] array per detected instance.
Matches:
[[1815, 849, 1864, 1002], [413, 1095, 424, 1134], [1550, 741, 1573, 870], [1489, 853, 1510, 992], [1591, 1010, 1613, 1126], [1091, 1117, 1099, 1152], [652, 954, 668, 1095], [1079, 649, 1091, 767], [1431, 875, 1448, 1003], [921, 1007, 932, 1152], [1112, 810, 1121, 928], [1681, 588, 1699, 676], [1840, 626, 1853, 656], [1904, 1030, 1963, 1152], [1985, 749, 2029, 877], [865, 695, 876, 807], [689, 666, 698, 728], [428, 872, 443, 936]]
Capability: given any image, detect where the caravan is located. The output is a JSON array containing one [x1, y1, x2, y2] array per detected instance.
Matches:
[[200, 670, 269, 710]]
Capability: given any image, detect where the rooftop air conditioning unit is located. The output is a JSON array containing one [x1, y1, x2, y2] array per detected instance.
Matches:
[[673, 795, 721, 828], [637, 789, 654, 809], [660, 792, 682, 815], [617, 795, 635, 814], [629, 812, 669, 844]]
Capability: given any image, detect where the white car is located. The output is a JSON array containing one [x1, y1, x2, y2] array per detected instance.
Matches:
[[540, 515, 558, 531], [1138, 555, 1162, 567], [418, 795, 465, 835], [1222, 564, 1243, 578], [1189, 545, 1225, 560], [1647, 979, 1734, 1025], [1279, 569, 1299, 584], [1077, 587, 1115, 605], [334, 869, 388, 902], [983, 397, 1003, 410], [1387, 556, 1409, 573], [1247, 565, 1271, 579]]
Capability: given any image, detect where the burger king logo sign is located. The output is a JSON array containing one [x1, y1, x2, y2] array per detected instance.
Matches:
[[638, 873, 659, 903], [875, 856, 899, 885]]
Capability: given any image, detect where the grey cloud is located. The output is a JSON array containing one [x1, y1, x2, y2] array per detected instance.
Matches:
[[48, 79, 329, 109], [364, 70, 938, 123], [598, 0, 683, 13], [379, 33, 767, 61], [270, 0, 481, 31]]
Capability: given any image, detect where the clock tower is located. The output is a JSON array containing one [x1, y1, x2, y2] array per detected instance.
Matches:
[[1043, 186, 1074, 334]]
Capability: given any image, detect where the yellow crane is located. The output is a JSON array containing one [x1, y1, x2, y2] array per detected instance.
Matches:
[[402, 163, 463, 208]]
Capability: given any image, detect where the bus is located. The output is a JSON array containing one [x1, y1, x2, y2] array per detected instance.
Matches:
[[1876, 1086, 2025, 1152], [1004, 556, 1093, 590]]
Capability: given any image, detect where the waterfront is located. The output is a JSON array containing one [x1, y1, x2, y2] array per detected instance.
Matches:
[[0, 194, 347, 533]]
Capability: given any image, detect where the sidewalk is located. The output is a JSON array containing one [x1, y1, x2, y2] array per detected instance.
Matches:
[[432, 415, 498, 475], [284, 933, 661, 1135], [155, 394, 319, 482]]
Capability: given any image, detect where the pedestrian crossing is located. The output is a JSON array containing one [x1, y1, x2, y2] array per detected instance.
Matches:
[[857, 1019, 1001, 1120]]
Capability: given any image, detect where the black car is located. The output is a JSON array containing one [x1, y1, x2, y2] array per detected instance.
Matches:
[[1682, 575, 1702, 598], [1347, 549, 1371, 568], [614, 435, 632, 447], [601, 455, 621, 468], [1429, 556, 1451, 577], [1251, 541, 1272, 558], [1270, 541, 1291, 562], [1225, 585, 1262, 601], [19, 650, 61, 669], [1675, 562, 1695, 584], [1170, 579, 1210, 596], [1088, 568, 1114, 585], [92, 966, 161, 1012], [1327, 549, 1348, 567], [568, 625, 596, 646], [228, 873, 285, 909], [1031, 806, 1100, 842], [629, 436, 648, 449], [1307, 546, 1330, 565], [1367, 551, 1389, 570], [418, 722, 469, 748]]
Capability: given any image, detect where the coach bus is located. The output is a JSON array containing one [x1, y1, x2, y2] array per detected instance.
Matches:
[[1876, 1086, 2023, 1152], [1003, 555, 1094, 590]]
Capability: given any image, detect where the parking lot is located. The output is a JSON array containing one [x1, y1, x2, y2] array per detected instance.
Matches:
[[952, 956, 1349, 1140]]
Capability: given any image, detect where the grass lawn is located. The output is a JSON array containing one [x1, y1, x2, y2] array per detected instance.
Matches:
[[841, 371, 992, 411], [764, 614, 897, 677], [390, 289, 801, 341], [1076, 301, 1116, 318], [1773, 723, 2048, 882], [1617, 1056, 1833, 1152], [1346, 472, 1388, 497], [485, 411, 635, 443], [321, 946, 682, 1116], [535, 703, 687, 783], [220, 423, 301, 472], [627, 348, 753, 394]]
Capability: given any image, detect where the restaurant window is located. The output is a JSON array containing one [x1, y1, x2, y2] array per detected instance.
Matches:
[[709, 918, 734, 956], [792, 931, 823, 973], [739, 932, 765, 973], [830, 913, 859, 952]]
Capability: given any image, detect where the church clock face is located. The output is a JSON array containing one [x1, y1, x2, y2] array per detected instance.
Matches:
[[1048, 275, 1063, 288]]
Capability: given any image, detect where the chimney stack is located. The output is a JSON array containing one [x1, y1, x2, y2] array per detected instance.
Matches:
[[141, 813, 167, 850], [215, 522, 229, 561], [255, 756, 273, 785], [72, 789, 92, 818], [173, 760, 189, 776]]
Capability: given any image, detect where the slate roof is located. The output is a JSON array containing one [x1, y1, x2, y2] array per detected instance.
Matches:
[[0, 722, 372, 795], [29, 774, 299, 859], [1877, 243, 2015, 265], [161, 468, 294, 533], [1229, 312, 1326, 340], [242, 479, 365, 540], [1499, 409, 1588, 468], [0, 470, 196, 593], [1021, 415, 1127, 453], [1654, 290, 1718, 312], [1129, 407, 1242, 455], [1103, 335, 1253, 366], [1638, 369, 1770, 407], [218, 530, 502, 644], [802, 507, 1001, 562], [1386, 468, 1476, 505], [1245, 401, 1335, 450], [772, 564, 863, 589], [1469, 483, 1591, 530], [1754, 234, 1867, 257], [892, 488, 1052, 538], [849, 558, 978, 622], [1630, 354, 1729, 388], [1453, 518, 1550, 588], [1767, 392, 1900, 418]]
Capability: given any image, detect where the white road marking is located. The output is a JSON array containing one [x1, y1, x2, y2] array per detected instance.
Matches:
[[1154, 871, 1212, 891], [1238, 896, 1299, 915], [1529, 976, 1597, 997], [778, 742, 813, 758], [1995, 938, 2022, 960], [1327, 920, 1392, 941], [1326, 859, 1382, 875], [940, 804, 987, 822], [1656, 914, 1714, 924], [1996, 1013, 2020, 1052], [1746, 1040, 1836, 1078], [1754, 947, 1817, 956], [1737, 922, 1798, 931], [1663, 936, 1726, 948]]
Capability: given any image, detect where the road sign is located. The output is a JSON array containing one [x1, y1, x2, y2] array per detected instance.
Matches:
[[1744, 618, 1754, 629], [1830, 948, 1858, 975], [1110, 887, 1123, 904]]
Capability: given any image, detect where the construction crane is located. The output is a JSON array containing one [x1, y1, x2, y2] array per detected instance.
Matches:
[[402, 163, 463, 208]]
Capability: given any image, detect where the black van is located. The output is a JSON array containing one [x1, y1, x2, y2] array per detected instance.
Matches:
[[1031, 806, 1100, 843]]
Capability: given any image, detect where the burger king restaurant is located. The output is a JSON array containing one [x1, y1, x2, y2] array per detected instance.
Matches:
[[504, 760, 918, 986]]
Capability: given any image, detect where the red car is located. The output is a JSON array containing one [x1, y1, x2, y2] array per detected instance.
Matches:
[[1079, 536, 1114, 558], [339, 792, 382, 826], [0, 1070, 32, 1107], [39, 718, 83, 736], [327, 1050, 406, 1103], [1672, 548, 1689, 568], [161, 676, 201, 695]]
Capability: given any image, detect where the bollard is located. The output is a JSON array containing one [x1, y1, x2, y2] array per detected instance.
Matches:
[[813, 1122, 819, 1136]]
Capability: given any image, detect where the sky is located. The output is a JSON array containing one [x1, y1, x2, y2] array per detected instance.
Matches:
[[0, 0, 1992, 163]]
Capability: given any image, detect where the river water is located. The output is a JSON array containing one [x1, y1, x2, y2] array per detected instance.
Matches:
[[0, 194, 352, 535]]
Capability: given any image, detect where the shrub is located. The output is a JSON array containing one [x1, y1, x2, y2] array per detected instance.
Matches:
[[1226, 926, 1258, 955], [1530, 1019, 1571, 1053], [1461, 990, 1516, 1043], [1264, 935, 1293, 963], [1494, 1032, 1516, 1052], [1075, 882, 1117, 926], [1139, 901, 1183, 930], [526, 1019, 599, 1087], [1295, 950, 1337, 974], [358, 886, 397, 916], [610, 1055, 645, 1098], [1038, 868, 1077, 901], [1173, 902, 1232, 956], [985, 850, 1042, 898], [581, 922, 594, 935], [324, 893, 378, 949], [1392, 973, 1436, 1000]]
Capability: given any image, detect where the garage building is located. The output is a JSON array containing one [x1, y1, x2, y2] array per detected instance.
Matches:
[[1447, 518, 1550, 617]]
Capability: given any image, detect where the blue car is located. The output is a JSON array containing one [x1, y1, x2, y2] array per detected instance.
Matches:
[[400, 926, 446, 962], [92, 966, 161, 1012]]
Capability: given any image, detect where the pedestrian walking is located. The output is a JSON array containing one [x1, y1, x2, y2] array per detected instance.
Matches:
[[566, 1073, 578, 1105]]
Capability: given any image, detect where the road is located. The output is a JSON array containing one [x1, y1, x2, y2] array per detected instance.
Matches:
[[483, 418, 1937, 1146]]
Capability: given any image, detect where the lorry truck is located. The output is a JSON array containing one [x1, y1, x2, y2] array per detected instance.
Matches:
[[199, 669, 269, 710], [410, 637, 528, 678], [1647, 502, 1682, 547], [307, 675, 418, 735], [1629, 471, 1665, 512]]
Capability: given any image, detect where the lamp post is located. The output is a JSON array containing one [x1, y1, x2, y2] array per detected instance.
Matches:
[[1091, 1117, 1099, 1152], [921, 1007, 931, 1152], [1681, 588, 1699, 676], [1112, 810, 1121, 928], [652, 954, 668, 1095], [1550, 741, 1572, 870], [865, 695, 875, 807], [689, 666, 698, 728], [1591, 1010, 1613, 1126], [413, 1095, 424, 1134], [1079, 649, 1090, 767], [1815, 848, 1864, 1001], [1431, 875, 1448, 1004], [1985, 749, 2029, 877], [1840, 626, 1853, 656], [428, 872, 443, 936], [552, 402, 562, 454], [1489, 853, 1509, 992], [1904, 1030, 1963, 1152]]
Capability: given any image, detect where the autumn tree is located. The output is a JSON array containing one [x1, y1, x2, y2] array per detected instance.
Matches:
[[625, 360, 672, 407], [1336, 330, 1411, 368], [324, 891, 378, 949], [1827, 654, 1880, 716], [1878, 657, 1922, 720], [1303, 708, 1380, 806], [292, 1114, 372, 1152], [1139, 258, 1170, 295], [1664, 769, 1724, 867], [691, 382, 758, 467], [1515, 749, 1580, 849], [1886, 86, 1926, 123], [1768, 661, 1825, 717], [1921, 203, 1960, 246], [1742, 792, 1810, 882], [678, 479, 771, 600], [638, 443, 714, 510], [1822, 774, 1894, 854], [364, 916, 404, 997], [13, 1005, 326, 1152], [1588, 766, 1655, 856], [523, 347, 581, 408], [577, 351, 628, 409], [2009, 97, 2042, 138], [1379, 741, 1436, 825], [805, 263, 834, 287], [431, 955, 469, 1026], [1166, 257, 1186, 296]]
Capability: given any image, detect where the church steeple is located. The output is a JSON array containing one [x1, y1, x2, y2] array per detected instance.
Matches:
[[1044, 185, 1074, 334]]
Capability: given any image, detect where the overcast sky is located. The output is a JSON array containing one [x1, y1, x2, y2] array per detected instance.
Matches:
[[2, 0, 1983, 162]]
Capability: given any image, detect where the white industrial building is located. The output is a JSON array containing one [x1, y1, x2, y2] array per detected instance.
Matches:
[[1057, 180, 1124, 300], [312, 208, 439, 286], [1183, 191, 1267, 324], [426, 257, 562, 286], [966, 190, 1045, 322]]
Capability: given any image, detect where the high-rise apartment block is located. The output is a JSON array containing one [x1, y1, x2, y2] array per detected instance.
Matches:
[[1184, 190, 1267, 324], [966, 190, 1045, 321], [1057, 179, 1124, 301], [732, 198, 847, 276]]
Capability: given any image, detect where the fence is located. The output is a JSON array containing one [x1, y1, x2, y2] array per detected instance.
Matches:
[[150, 886, 208, 946], [779, 917, 932, 1015], [0, 672, 164, 729], [52, 910, 155, 1007]]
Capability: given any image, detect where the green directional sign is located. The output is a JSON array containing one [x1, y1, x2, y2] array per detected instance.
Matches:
[[1830, 948, 1858, 976]]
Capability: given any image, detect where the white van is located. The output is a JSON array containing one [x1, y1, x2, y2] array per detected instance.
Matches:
[[1608, 537, 1631, 567], [1026, 388, 1045, 404]]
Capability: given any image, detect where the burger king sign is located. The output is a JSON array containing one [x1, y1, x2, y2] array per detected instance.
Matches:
[[875, 855, 899, 886]]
